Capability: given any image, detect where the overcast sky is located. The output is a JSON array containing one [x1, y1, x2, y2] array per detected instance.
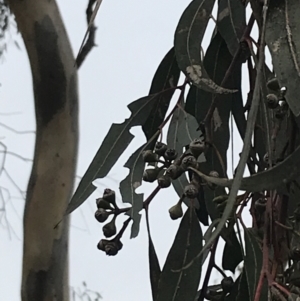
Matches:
[[0, 1, 250, 300]]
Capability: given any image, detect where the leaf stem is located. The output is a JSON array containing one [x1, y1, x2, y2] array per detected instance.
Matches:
[[198, 237, 219, 301], [143, 186, 161, 208]]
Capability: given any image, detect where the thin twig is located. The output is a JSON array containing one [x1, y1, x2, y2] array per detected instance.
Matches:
[[0, 122, 35, 134], [198, 238, 219, 301], [75, 0, 102, 68]]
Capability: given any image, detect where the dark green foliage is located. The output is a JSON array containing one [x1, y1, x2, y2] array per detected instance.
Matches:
[[67, 0, 300, 300], [142, 48, 181, 146], [217, 0, 246, 56], [156, 208, 202, 301], [222, 228, 243, 273]]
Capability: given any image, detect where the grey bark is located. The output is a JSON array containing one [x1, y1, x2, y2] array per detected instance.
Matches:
[[7, 1, 78, 300]]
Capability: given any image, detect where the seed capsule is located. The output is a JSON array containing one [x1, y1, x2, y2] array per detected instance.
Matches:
[[96, 198, 112, 210], [103, 189, 117, 208], [154, 142, 168, 156], [168, 202, 183, 220], [163, 149, 178, 161], [189, 138, 206, 158], [254, 198, 266, 214], [267, 78, 280, 91], [157, 174, 172, 188], [266, 94, 279, 109], [221, 276, 234, 293], [143, 168, 161, 182], [142, 150, 159, 163], [95, 208, 110, 223], [102, 216, 117, 238], [97, 238, 123, 256], [181, 155, 198, 171], [290, 247, 300, 262], [166, 164, 184, 180], [184, 183, 199, 199]]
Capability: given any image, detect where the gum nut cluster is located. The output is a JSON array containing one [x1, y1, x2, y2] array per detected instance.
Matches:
[[94, 188, 122, 256]]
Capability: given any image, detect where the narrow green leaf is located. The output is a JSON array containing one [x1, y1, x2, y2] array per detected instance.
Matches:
[[146, 212, 162, 301], [233, 269, 250, 301], [119, 144, 148, 238], [222, 228, 243, 273], [244, 229, 263, 301], [156, 208, 202, 301], [66, 93, 165, 215], [174, 0, 236, 94], [167, 100, 199, 152], [143, 48, 181, 146], [217, 0, 246, 56], [167, 99, 199, 203], [265, 0, 300, 116], [149, 235, 161, 301]]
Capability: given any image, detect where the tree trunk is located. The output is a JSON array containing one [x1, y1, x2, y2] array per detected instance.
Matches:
[[7, 1, 78, 300]]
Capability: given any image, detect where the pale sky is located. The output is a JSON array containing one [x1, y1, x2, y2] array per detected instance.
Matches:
[[0, 1, 249, 300]]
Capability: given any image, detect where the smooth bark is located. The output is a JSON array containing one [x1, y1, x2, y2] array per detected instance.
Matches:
[[7, 1, 78, 300]]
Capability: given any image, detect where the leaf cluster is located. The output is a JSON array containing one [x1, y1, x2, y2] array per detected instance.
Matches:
[[67, 0, 300, 300]]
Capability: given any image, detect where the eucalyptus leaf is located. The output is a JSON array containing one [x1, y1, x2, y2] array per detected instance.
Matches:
[[146, 214, 161, 301], [225, 272, 250, 301], [143, 47, 181, 146], [120, 144, 149, 238], [222, 228, 243, 273], [174, 0, 236, 94], [167, 98, 199, 203], [66, 92, 166, 215], [244, 229, 264, 301], [265, 0, 300, 116], [217, 0, 246, 56], [156, 208, 202, 301]]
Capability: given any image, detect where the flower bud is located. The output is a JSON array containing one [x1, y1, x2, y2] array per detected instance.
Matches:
[[181, 155, 198, 171], [102, 216, 117, 238], [95, 208, 110, 223], [166, 164, 184, 180], [163, 148, 178, 161], [96, 198, 112, 210], [143, 168, 161, 182], [184, 183, 199, 199], [169, 202, 183, 220], [221, 276, 234, 293], [157, 174, 171, 188], [154, 142, 168, 156], [189, 138, 206, 158], [103, 189, 116, 207], [142, 150, 158, 163]]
